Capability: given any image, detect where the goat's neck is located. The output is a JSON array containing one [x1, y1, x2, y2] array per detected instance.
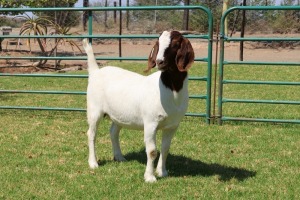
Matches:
[[160, 69, 187, 92]]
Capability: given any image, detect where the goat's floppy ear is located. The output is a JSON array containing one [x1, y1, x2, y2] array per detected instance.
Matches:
[[176, 38, 195, 72], [145, 41, 159, 72]]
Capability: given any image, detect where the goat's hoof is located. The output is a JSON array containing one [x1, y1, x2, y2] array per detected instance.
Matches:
[[144, 174, 157, 183], [113, 155, 127, 162], [89, 161, 99, 169], [156, 169, 168, 177]]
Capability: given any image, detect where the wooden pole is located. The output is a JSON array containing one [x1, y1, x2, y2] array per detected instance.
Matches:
[[83, 0, 89, 31], [54, 0, 58, 69], [182, 0, 190, 30], [240, 0, 246, 61], [114, 1, 117, 24], [104, 0, 108, 31], [119, 0, 122, 61], [222, 0, 229, 36], [126, 0, 129, 30]]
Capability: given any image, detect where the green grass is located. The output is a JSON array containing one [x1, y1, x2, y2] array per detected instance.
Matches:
[[0, 62, 299, 199]]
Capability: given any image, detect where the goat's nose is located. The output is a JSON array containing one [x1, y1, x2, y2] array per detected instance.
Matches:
[[156, 59, 164, 66]]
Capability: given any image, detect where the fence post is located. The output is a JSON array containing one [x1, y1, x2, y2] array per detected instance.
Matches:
[[114, 1, 117, 23], [88, 10, 93, 43], [119, 0, 122, 60], [182, 0, 190, 30], [240, 0, 246, 61]]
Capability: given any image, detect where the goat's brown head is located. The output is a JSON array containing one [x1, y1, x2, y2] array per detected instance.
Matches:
[[147, 31, 194, 73]]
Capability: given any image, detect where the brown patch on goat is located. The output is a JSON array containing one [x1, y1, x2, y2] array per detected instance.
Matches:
[[169, 31, 195, 72], [145, 41, 159, 73], [175, 37, 194, 72], [150, 150, 157, 160]]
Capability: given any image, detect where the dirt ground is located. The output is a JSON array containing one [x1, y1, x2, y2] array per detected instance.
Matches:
[[0, 36, 299, 73]]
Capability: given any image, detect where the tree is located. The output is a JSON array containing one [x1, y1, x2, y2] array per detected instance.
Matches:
[[131, 0, 182, 32], [28, 1, 79, 27], [0, 1, 24, 15], [0, 0, 77, 12], [0, 1, 25, 51], [1, 0, 81, 67], [17, 14, 82, 68], [83, 0, 89, 31], [18, 14, 48, 54], [0, 0, 78, 51], [1, 1, 78, 26], [280, 0, 297, 5], [182, 0, 190, 30], [249, 0, 275, 5]]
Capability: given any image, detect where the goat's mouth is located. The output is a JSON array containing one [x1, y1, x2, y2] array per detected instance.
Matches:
[[157, 63, 168, 71]]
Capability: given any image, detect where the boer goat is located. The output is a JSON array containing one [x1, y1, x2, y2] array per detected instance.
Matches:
[[82, 30, 194, 182]]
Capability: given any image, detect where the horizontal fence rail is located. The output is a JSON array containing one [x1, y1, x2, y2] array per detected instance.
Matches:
[[218, 6, 300, 124], [0, 6, 213, 123]]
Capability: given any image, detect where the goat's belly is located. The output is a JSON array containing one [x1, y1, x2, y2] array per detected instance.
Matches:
[[107, 112, 144, 130], [107, 109, 186, 131]]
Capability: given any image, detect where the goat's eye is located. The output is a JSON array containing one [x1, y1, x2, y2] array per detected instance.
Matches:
[[173, 41, 180, 48]]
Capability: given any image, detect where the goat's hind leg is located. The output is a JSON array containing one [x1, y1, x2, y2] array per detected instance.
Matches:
[[110, 122, 126, 162], [87, 111, 103, 169]]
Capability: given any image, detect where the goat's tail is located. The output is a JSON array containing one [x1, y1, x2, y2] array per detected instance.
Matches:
[[82, 39, 99, 74]]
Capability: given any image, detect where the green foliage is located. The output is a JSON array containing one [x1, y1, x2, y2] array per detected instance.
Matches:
[[16, 14, 82, 67], [0, 16, 23, 28], [48, 22, 82, 54], [32, 0, 81, 28], [133, 0, 182, 6], [0, 0, 76, 15], [131, 0, 184, 32], [36, 10, 81, 27], [271, 10, 299, 33], [249, 0, 275, 6], [0, 0, 77, 8], [0, 1, 23, 15], [17, 14, 48, 53], [0, 0, 80, 26], [280, 0, 298, 5]]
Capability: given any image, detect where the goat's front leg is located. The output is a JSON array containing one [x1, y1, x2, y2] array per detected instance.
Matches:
[[110, 123, 126, 161], [144, 124, 158, 183], [156, 127, 177, 178]]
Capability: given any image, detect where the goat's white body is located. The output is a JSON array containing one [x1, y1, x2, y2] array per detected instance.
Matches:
[[87, 66, 188, 130], [83, 31, 192, 182]]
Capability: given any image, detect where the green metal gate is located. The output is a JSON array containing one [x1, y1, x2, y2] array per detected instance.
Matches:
[[218, 6, 300, 124], [0, 6, 213, 123]]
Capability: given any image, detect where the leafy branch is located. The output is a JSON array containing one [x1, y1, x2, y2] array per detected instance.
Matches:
[[17, 14, 82, 68]]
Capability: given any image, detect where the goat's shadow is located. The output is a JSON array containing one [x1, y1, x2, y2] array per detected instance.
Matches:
[[124, 149, 256, 182]]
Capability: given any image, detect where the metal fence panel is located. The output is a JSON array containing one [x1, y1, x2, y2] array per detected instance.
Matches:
[[0, 6, 213, 124], [218, 6, 300, 124]]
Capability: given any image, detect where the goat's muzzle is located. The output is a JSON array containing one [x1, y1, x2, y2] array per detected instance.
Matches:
[[156, 59, 164, 66], [156, 59, 168, 71]]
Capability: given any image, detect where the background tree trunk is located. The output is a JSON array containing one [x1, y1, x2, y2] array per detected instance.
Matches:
[[83, 0, 89, 31], [182, 0, 190, 30]]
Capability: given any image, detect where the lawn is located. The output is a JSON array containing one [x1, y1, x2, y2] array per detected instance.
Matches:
[[0, 62, 299, 199]]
